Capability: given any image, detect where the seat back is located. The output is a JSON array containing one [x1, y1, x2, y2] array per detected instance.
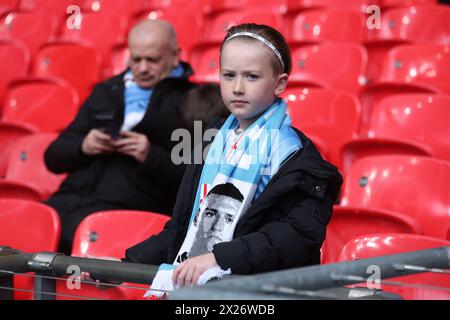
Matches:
[[365, 5, 450, 45], [0, 39, 30, 106], [0, 198, 60, 252], [282, 87, 360, 169], [340, 155, 450, 239], [288, 9, 365, 43], [322, 206, 420, 264], [2, 78, 79, 132], [5, 133, 66, 198], [33, 42, 102, 101], [0, 12, 59, 56], [378, 44, 450, 94], [290, 43, 368, 93], [338, 233, 450, 299], [71, 210, 170, 258]]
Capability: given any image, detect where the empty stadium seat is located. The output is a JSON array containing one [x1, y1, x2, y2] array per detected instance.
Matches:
[[337, 233, 450, 300], [381, 0, 438, 9], [0, 122, 34, 177], [0, 133, 66, 200], [189, 44, 221, 83], [203, 0, 284, 15], [290, 43, 368, 93], [59, 12, 128, 73], [341, 94, 450, 173], [284, 0, 377, 13], [82, 0, 148, 17], [359, 44, 450, 133], [135, 8, 203, 58], [286, 9, 365, 43], [33, 42, 102, 101], [19, 0, 82, 14], [364, 5, 450, 81], [200, 8, 282, 43], [0, 39, 30, 108], [282, 87, 361, 170], [339, 155, 450, 240], [322, 206, 420, 264], [54, 210, 170, 300], [0, 198, 61, 300], [0, 12, 59, 57], [1, 78, 79, 132], [0, 0, 19, 15]]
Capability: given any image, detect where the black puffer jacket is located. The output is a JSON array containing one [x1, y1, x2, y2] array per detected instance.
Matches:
[[45, 63, 196, 214], [124, 127, 343, 274]]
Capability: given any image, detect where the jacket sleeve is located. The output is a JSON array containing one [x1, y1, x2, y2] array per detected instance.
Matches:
[[137, 95, 187, 190], [122, 216, 178, 265], [212, 192, 333, 275], [44, 85, 106, 174]]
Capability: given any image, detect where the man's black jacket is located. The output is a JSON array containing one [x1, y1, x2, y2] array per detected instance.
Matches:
[[44, 63, 196, 214], [124, 128, 343, 274]]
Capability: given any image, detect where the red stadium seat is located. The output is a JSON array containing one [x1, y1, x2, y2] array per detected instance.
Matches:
[[54, 210, 170, 300], [135, 8, 204, 58], [82, 0, 148, 16], [33, 42, 102, 102], [0, 133, 66, 200], [189, 44, 221, 84], [341, 94, 450, 173], [364, 5, 450, 81], [19, 0, 82, 13], [282, 87, 361, 170], [203, 0, 284, 15], [1, 78, 79, 132], [60, 12, 128, 74], [284, 0, 377, 13], [337, 233, 450, 300], [290, 43, 368, 93], [0, 39, 30, 108], [359, 44, 450, 133], [365, 5, 450, 45], [0, 198, 60, 300], [339, 155, 450, 240], [381, 0, 438, 9], [0, 122, 34, 177], [0, 0, 19, 15], [322, 206, 420, 264], [0, 12, 59, 57], [201, 8, 282, 43], [286, 9, 365, 43]]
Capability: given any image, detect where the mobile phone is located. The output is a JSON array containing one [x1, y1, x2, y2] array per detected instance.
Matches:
[[93, 111, 120, 140]]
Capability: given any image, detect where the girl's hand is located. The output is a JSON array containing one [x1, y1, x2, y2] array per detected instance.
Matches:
[[172, 253, 217, 287]]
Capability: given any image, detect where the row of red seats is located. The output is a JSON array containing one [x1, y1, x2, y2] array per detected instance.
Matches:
[[1, 130, 449, 244], [0, 88, 448, 186], [0, 198, 448, 300], [1, 39, 449, 126], [0, 2, 448, 84], [0, 200, 169, 300]]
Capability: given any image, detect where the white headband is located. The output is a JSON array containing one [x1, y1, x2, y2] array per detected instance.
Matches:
[[225, 32, 285, 71]]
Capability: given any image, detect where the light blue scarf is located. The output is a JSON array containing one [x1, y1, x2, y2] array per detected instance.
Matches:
[[146, 98, 302, 297]]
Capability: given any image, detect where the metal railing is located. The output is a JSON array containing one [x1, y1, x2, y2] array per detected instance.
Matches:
[[1, 246, 449, 300]]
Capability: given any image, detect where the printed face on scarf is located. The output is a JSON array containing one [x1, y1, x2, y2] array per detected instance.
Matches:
[[189, 193, 242, 257], [220, 39, 288, 129]]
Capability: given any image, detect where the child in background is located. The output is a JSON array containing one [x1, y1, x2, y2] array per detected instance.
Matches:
[[123, 23, 343, 297], [181, 83, 230, 138]]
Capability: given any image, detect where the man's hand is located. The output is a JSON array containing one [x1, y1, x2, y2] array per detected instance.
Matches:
[[81, 129, 116, 156], [114, 131, 151, 163], [172, 253, 217, 287]]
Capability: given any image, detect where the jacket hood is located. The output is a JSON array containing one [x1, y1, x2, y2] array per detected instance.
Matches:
[[273, 128, 343, 203]]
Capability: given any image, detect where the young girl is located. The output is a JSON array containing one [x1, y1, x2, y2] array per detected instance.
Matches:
[[123, 23, 343, 297]]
